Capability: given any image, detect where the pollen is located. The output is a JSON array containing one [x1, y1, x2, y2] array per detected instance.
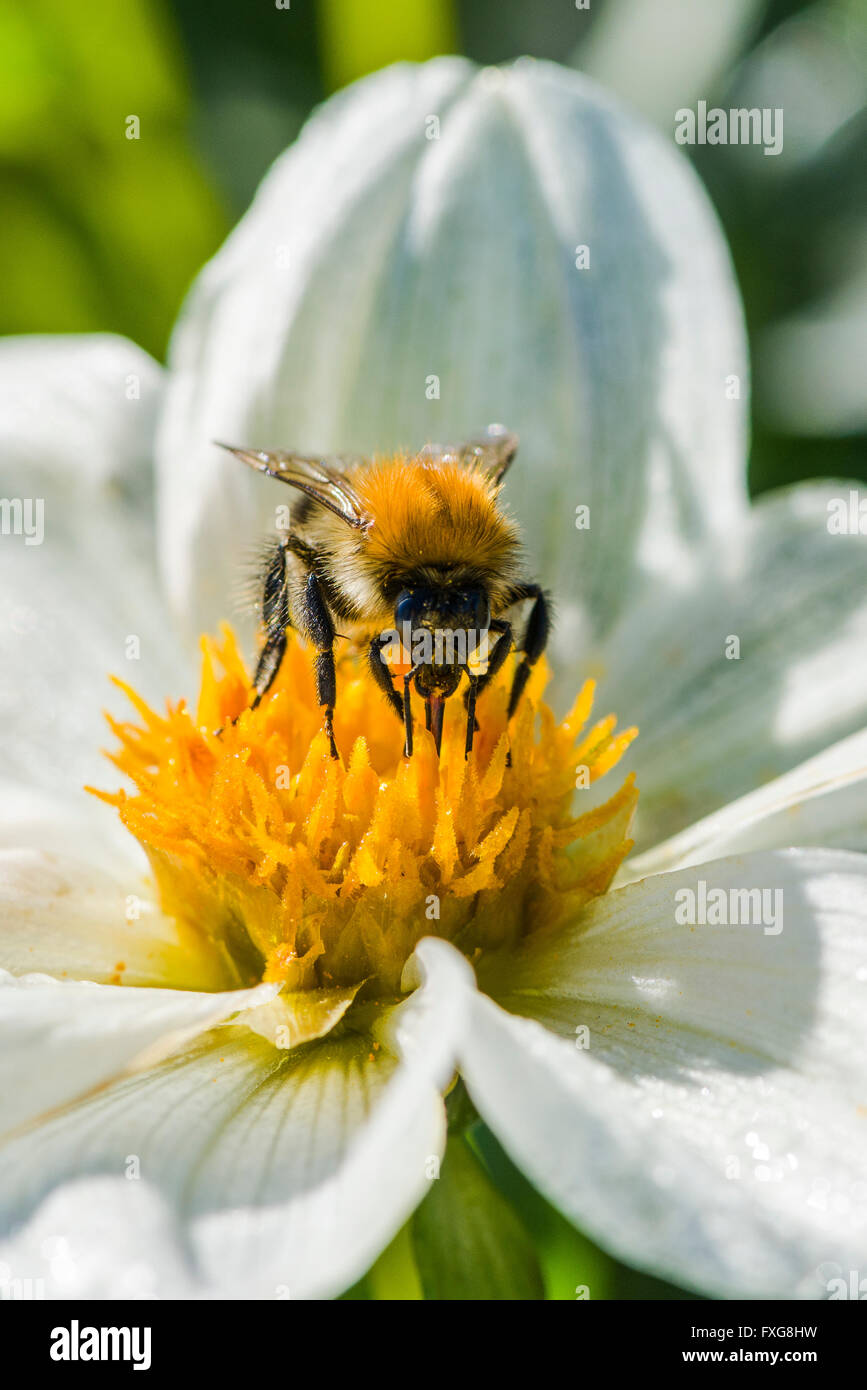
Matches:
[[89, 627, 638, 996]]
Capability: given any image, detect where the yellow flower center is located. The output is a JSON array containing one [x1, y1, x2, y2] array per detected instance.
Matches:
[[89, 628, 638, 1004]]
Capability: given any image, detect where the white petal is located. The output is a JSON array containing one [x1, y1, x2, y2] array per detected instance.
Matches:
[[0, 334, 192, 793], [0, 334, 161, 493], [0, 972, 276, 1137], [0, 846, 232, 991], [626, 727, 867, 879], [0, 937, 474, 1299], [594, 480, 867, 849], [462, 849, 867, 1298], [0, 778, 143, 871], [157, 57, 748, 642], [0, 1178, 194, 1300]]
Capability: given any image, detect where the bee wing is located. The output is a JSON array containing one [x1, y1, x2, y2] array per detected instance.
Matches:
[[417, 424, 518, 483], [217, 444, 369, 528]]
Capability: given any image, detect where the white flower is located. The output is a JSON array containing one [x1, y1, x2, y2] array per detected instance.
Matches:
[[1, 57, 867, 1302]]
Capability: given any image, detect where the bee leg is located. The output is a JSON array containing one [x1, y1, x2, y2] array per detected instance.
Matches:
[[506, 585, 550, 719], [250, 629, 287, 710], [216, 540, 289, 733], [298, 570, 339, 760], [403, 672, 415, 757], [317, 655, 339, 761], [467, 619, 513, 702], [368, 635, 404, 723], [463, 674, 479, 759], [458, 619, 513, 753]]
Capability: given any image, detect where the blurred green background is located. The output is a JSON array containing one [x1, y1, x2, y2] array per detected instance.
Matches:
[[3, 0, 864, 1298]]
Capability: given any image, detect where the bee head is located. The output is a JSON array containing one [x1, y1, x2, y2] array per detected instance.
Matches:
[[394, 586, 490, 637]]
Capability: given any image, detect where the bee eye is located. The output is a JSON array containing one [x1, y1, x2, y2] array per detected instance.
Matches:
[[459, 590, 490, 630], [472, 593, 491, 630], [394, 591, 422, 627]]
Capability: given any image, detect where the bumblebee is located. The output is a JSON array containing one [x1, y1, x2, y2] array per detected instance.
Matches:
[[220, 427, 550, 760]]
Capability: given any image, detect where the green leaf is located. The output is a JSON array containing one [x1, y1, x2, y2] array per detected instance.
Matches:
[[470, 1121, 614, 1300], [317, 0, 458, 92], [410, 1132, 545, 1300], [364, 1221, 424, 1301], [0, 0, 226, 356]]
